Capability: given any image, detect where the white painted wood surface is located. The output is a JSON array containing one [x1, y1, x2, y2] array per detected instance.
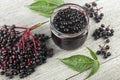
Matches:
[[0, 0, 120, 80]]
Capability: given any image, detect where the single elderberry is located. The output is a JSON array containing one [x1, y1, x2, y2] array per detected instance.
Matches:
[[107, 52, 111, 56], [105, 45, 110, 50], [92, 2, 97, 7], [96, 50, 101, 55], [105, 39, 110, 43]]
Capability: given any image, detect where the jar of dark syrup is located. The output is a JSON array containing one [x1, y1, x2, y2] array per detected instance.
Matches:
[[50, 3, 89, 50]]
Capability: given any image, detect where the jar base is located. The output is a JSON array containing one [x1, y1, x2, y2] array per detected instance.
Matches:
[[51, 32, 88, 50]]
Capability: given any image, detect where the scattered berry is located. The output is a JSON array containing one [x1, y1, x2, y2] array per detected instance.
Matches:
[[105, 39, 110, 43], [92, 24, 114, 40], [107, 52, 111, 56], [84, 2, 103, 23], [103, 54, 108, 59], [101, 24, 105, 28], [97, 44, 112, 59], [0, 71, 5, 75], [96, 50, 101, 55], [92, 2, 97, 7], [105, 45, 110, 50]]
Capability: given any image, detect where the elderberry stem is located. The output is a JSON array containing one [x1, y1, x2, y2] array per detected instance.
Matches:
[[15, 26, 28, 29], [107, 25, 110, 28], [30, 21, 49, 31], [29, 32, 37, 53], [96, 7, 103, 11]]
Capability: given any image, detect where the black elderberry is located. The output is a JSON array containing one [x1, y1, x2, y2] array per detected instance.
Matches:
[[19, 74, 24, 79], [5, 73, 10, 77], [96, 50, 101, 55], [100, 13, 104, 17], [89, 13, 94, 18], [94, 12, 98, 17], [106, 27, 109, 31], [85, 3, 91, 8], [11, 25, 15, 29], [105, 39, 110, 43], [92, 2, 97, 7], [99, 27, 104, 32], [107, 52, 111, 56], [94, 17, 100, 23], [105, 45, 110, 50], [104, 36, 108, 39], [0, 71, 5, 75], [106, 32, 111, 36], [47, 49, 54, 57], [103, 54, 108, 59], [98, 15, 103, 20], [9, 74, 14, 79], [110, 29, 114, 33]]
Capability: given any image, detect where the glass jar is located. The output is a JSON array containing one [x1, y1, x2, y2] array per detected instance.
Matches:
[[50, 3, 89, 50]]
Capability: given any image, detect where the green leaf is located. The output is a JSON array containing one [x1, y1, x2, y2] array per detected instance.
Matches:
[[87, 47, 98, 60], [28, 0, 64, 17], [60, 55, 94, 73], [60, 47, 100, 79], [35, 0, 64, 6], [49, 0, 64, 6], [28, 0, 55, 17], [86, 60, 100, 79]]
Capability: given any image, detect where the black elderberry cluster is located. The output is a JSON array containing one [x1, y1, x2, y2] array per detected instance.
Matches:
[[96, 45, 111, 59], [92, 24, 114, 40], [0, 25, 20, 48], [53, 8, 87, 34], [84, 2, 104, 23], [0, 25, 53, 79], [92, 24, 114, 59]]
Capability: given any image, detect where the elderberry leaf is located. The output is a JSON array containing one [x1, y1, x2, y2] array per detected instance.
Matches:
[[28, 0, 64, 17], [35, 0, 64, 6], [60, 47, 100, 79], [60, 55, 94, 73], [86, 60, 100, 79], [49, 0, 64, 6], [87, 47, 98, 60]]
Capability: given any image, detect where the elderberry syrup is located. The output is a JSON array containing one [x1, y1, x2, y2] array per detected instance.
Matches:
[[50, 3, 89, 50]]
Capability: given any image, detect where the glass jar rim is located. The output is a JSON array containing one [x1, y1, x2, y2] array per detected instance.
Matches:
[[50, 3, 89, 38]]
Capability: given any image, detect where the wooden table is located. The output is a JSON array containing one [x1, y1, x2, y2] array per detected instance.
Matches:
[[0, 0, 120, 80]]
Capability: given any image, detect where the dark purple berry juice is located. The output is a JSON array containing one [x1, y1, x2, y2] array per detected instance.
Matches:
[[50, 3, 89, 50]]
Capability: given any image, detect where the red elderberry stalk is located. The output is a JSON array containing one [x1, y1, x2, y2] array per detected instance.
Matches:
[[17, 21, 49, 53], [95, 7, 103, 12]]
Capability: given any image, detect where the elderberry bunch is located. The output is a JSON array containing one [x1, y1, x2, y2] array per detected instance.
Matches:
[[92, 24, 114, 59], [53, 8, 88, 34], [84, 2, 104, 23], [96, 45, 111, 59], [0, 25, 20, 49], [0, 24, 54, 79], [92, 24, 114, 40]]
